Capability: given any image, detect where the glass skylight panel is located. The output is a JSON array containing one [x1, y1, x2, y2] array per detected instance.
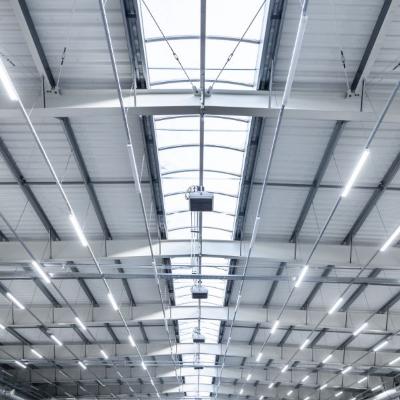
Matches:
[[141, 0, 266, 88]]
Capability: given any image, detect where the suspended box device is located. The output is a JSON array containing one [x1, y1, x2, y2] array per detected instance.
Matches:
[[192, 328, 205, 343], [194, 362, 204, 370], [188, 191, 214, 212], [191, 285, 208, 299]]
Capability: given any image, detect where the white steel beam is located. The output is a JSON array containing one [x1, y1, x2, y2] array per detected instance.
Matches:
[[0, 89, 400, 123]]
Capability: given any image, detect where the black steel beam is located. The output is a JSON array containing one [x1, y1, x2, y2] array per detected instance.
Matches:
[[0, 137, 60, 241], [141, 116, 167, 239], [117, 267, 136, 306], [290, 121, 345, 243], [340, 268, 381, 312], [234, 117, 265, 240], [377, 291, 400, 314], [6, 328, 31, 345], [15, 0, 56, 89], [59, 117, 112, 240], [309, 328, 327, 348], [249, 323, 260, 346], [72, 325, 90, 345], [139, 322, 149, 344], [350, 0, 393, 92], [257, 0, 287, 90], [301, 265, 334, 310], [70, 266, 99, 307], [120, 0, 148, 88], [105, 323, 120, 344], [337, 335, 356, 350], [278, 325, 294, 347], [263, 262, 286, 308], [343, 151, 400, 244]]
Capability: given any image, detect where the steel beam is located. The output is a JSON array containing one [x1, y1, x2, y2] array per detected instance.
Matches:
[[70, 266, 99, 308], [377, 291, 400, 314], [10, 0, 56, 89], [105, 323, 120, 344], [263, 262, 286, 308], [117, 267, 136, 306], [343, 151, 400, 244], [257, 0, 286, 89], [301, 265, 334, 310], [290, 121, 345, 242], [2, 90, 400, 123], [351, 0, 398, 93], [59, 117, 112, 240], [278, 325, 294, 347], [0, 137, 60, 241], [340, 268, 381, 312]]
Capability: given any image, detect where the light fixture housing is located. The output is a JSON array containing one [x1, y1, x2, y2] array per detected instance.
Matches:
[[294, 265, 309, 288], [270, 320, 280, 334], [320, 384, 327, 390], [31, 348, 43, 359], [50, 334, 63, 347], [107, 292, 119, 311], [78, 361, 87, 370], [128, 335, 136, 347], [300, 338, 310, 350], [373, 340, 388, 352], [328, 297, 343, 314], [380, 225, 400, 252], [6, 292, 25, 310], [342, 366, 352, 374], [268, 383, 274, 389], [322, 354, 332, 364], [0, 59, 19, 101], [301, 375, 309, 383], [256, 352, 263, 362], [353, 322, 368, 336], [287, 390, 293, 396], [14, 360, 27, 369], [69, 213, 88, 247], [75, 317, 87, 331], [335, 391, 343, 397], [341, 149, 369, 197], [281, 364, 289, 373], [31, 261, 51, 284], [100, 349, 108, 360]]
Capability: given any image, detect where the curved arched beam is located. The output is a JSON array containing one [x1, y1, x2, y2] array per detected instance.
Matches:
[[158, 144, 244, 152], [164, 191, 238, 199], [154, 115, 250, 124], [165, 209, 235, 217], [151, 79, 254, 88], [145, 35, 260, 45], [162, 169, 241, 178], [168, 226, 232, 234]]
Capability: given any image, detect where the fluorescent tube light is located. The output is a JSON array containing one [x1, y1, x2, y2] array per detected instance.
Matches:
[[268, 383, 274, 389], [0, 323, 5, 330], [342, 366, 352, 374], [50, 334, 63, 346], [335, 391, 343, 397], [301, 375, 309, 383], [372, 385, 382, 392], [271, 320, 280, 334], [281, 364, 289, 373], [389, 356, 400, 365], [78, 361, 87, 370], [328, 297, 343, 314], [141, 361, 147, 370], [31, 348, 43, 359], [75, 317, 87, 331], [15, 360, 26, 369], [127, 144, 142, 195], [287, 391, 293, 396], [304, 397, 310, 400], [373, 340, 388, 352], [358, 377, 367, 384], [353, 322, 368, 336], [0, 59, 18, 101], [250, 216, 260, 249], [341, 149, 369, 197], [128, 335, 136, 347], [380, 225, 400, 252], [322, 354, 332, 364], [295, 265, 309, 288], [6, 292, 25, 310], [31, 261, 51, 284], [376, 389, 396, 399], [246, 374, 251, 381], [256, 352, 263, 362], [320, 384, 327, 390], [300, 338, 310, 350], [107, 292, 119, 311], [129, 387, 134, 393], [69, 213, 88, 247], [259, 396, 263, 400], [239, 388, 243, 395], [100, 350, 108, 360]]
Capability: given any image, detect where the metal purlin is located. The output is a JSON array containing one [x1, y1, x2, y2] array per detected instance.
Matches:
[[97, 0, 182, 393]]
